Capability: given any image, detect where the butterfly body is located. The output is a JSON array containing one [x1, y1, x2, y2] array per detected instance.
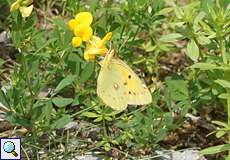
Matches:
[[97, 50, 152, 111]]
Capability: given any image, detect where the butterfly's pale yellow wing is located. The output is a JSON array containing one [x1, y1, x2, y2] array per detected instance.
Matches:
[[110, 58, 152, 105], [97, 57, 128, 110], [97, 50, 152, 111]]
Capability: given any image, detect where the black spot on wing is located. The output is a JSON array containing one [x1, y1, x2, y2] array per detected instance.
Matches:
[[143, 85, 148, 90]]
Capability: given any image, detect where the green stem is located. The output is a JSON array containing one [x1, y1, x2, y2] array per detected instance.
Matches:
[[120, 23, 126, 39], [103, 118, 107, 136], [102, 106, 107, 136], [132, 26, 140, 42], [227, 93, 230, 159], [71, 105, 95, 118], [220, 38, 227, 64], [21, 54, 35, 118]]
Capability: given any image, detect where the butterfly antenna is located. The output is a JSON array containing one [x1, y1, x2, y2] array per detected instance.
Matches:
[[108, 42, 118, 57]]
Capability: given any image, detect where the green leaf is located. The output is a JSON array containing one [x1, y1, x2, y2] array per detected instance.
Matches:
[[0, 58, 4, 67], [216, 130, 226, 138], [159, 33, 183, 42], [215, 79, 230, 89], [52, 75, 76, 96], [127, 39, 145, 46], [104, 116, 113, 121], [52, 97, 73, 107], [165, 76, 189, 101], [141, 41, 156, 52], [156, 7, 174, 15], [110, 22, 121, 31], [174, 6, 184, 19], [219, 0, 230, 9], [200, 0, 214, 13], [115, 121, 133, 128], [94, 116, 103, 122], [104, 142, 111, 151], [52, 18, 68, 30], [194, 12, 206, 29], [31, 102, 45, 121], [197, 35, 211, 45], [81, 112, 99, 118], [190, 63, 223, 70], [5, 112, 33, 129], [200, 144, 230, 155], [68, 53, 80, 76], [72, 95, 80, 106], [212, 121, 228, 128], [23, 13, 36, 29], [186, 39, 199, 62], [43, 101, 53, 120], [218, 93, 229, 99], [34, 38, 58, 55], [51, 115, 72, 129], [0, 89, 10, 108], [79, 63, 94, 84]]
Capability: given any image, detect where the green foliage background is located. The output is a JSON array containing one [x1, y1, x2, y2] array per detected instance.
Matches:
[[0, 0, 230, 159]]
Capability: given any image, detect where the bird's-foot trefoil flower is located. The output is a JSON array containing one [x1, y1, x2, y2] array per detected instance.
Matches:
[[67, 12, 112, 61], [10, 0, 33, 18], [68, 12, 93, 47], [84, 32, 112, 61]]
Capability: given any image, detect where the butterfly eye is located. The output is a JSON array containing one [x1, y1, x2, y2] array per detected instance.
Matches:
[[128, 75, 131, 79], [129, 91, 131, 94]]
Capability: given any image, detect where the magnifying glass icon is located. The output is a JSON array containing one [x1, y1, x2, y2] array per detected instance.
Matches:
[[3, 141, 18, 157]]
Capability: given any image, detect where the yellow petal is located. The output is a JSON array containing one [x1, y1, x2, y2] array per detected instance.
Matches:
[[19, 5, 33, 17], [72, 37, 82, 47], [82, 32, 112, 61], [21, 0, 33, 6], [85, 47, 108, 56], [75, 12, 93, 26], [74, 24, 93, 41], [10, 1, 20, 12], [102, 32, 112, 41], [83, 39, 108, 61], [84, 53, 95, 61], [92, 35, 101, 42], [97, 32, 112, 48], [68, 19, 78, 31]]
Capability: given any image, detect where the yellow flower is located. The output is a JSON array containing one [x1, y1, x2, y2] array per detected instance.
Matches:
[[19, 5, 33, 18], [84, 32, 112, 61], [74, 24, 93, 41], [68, 12, 93, 31], [68, 12, 93, 47], [75, 12, 93, 26], [68, 19, 78, 31], [21, 0, 33, 6], [10, 1, 21, 11], [10, 0, 33, 18], [72, 37, 82, 47]]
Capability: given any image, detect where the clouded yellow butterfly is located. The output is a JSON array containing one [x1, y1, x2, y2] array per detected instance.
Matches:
[[97, 50, 152, 111]]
